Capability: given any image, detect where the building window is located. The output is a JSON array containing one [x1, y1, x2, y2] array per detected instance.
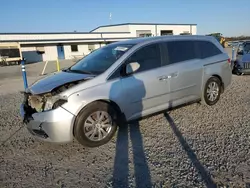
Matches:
[[180, 31, 191, 35], [36, 46, 45, 54], [136, 30, 152, 37], [161, 30, 173, 36], [88, 44, 95, 51], [180, 33, 191, 35], [139, 33, 152, 37], [71, 45, 78, 52]]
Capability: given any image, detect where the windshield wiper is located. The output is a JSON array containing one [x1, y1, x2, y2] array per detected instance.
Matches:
[[62, 67, 70, 72], [65, 68, 93, 75]]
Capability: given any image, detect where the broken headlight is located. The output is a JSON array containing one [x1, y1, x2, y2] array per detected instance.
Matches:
[[44, 96, 67, 111], [52, 99, 67, 109]]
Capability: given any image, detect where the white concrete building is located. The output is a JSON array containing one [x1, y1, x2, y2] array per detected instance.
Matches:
[[0, 23, 197, 63]]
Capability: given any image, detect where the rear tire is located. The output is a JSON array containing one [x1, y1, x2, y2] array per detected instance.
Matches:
[[202, 77, 222, 106], [73, 101, 118, 147]]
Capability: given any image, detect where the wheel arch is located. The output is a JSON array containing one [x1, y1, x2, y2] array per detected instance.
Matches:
[[73, 99, 124, 137], [95, 99, 123, 115], [211, 74, 224, 93]]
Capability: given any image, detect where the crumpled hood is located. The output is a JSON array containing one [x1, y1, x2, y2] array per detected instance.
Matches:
[[242, 54, 250, 62], [28, 71, 94, 94]]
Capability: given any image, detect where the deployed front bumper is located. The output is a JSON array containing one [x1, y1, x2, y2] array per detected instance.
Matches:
[[20, 104, 76, 143]]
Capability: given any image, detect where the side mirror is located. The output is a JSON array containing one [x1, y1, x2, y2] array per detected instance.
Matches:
[[125, 62, 140, 75]]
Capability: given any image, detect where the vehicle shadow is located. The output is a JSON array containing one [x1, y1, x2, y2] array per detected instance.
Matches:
[[112, 122, 152, 188], [164, 112, 217, 188]]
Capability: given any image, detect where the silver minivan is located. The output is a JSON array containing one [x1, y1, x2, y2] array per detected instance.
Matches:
[[20, 35, 232, 147]]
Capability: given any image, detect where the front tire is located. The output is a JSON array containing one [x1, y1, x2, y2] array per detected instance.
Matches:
[[73, 102, 118, 147], [202, 77, 222, 106]]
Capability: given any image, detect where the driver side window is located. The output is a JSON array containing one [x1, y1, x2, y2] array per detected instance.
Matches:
[[108, 43, 162, 80], [125, 43, 161, 74]]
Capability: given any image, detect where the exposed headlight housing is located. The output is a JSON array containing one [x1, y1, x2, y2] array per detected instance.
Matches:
[[52, 99, 67, 109], [44, 96, 67, 111]]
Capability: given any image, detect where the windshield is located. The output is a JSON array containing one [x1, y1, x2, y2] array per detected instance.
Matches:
[[69, 43, 134, 75], [244, 43, 250, 53]]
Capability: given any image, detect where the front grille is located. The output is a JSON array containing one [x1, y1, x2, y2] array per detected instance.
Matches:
[[243, 62, 250, 69]]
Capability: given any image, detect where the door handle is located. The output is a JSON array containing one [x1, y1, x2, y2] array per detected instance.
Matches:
[[158, 75, 170, 81], [158, 72, 178, 81]]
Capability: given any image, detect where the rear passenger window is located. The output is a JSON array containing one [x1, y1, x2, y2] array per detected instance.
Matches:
[[196, 41, 221, 59], [166, 40, 196, 64]]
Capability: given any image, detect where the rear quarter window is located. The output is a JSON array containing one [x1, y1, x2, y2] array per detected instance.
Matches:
[[196, 41, 222, 59]]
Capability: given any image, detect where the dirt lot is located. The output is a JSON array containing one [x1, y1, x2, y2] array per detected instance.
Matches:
[[1, 48, 250, 188]]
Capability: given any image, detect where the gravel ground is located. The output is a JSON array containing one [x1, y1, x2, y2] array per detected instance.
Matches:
[[1, 74, 250, 188]]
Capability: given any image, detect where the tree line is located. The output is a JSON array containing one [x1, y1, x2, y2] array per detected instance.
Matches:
[[226, 36, 250, 41]]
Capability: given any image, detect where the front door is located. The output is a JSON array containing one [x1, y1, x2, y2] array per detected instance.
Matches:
[[120, 43, 171, 120], [57, 45, 65, 59]]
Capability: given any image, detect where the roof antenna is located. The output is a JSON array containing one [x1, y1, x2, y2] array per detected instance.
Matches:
[[109, 12, 112, 25]]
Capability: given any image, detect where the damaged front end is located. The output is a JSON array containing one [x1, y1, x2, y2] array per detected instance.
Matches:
[[19, 80, 82, 143], [21, 81, 82, 123], [19, 64, 97, 143]]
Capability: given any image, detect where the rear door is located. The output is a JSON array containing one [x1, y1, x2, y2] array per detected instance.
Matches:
[[163, 40, 204, 106]]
